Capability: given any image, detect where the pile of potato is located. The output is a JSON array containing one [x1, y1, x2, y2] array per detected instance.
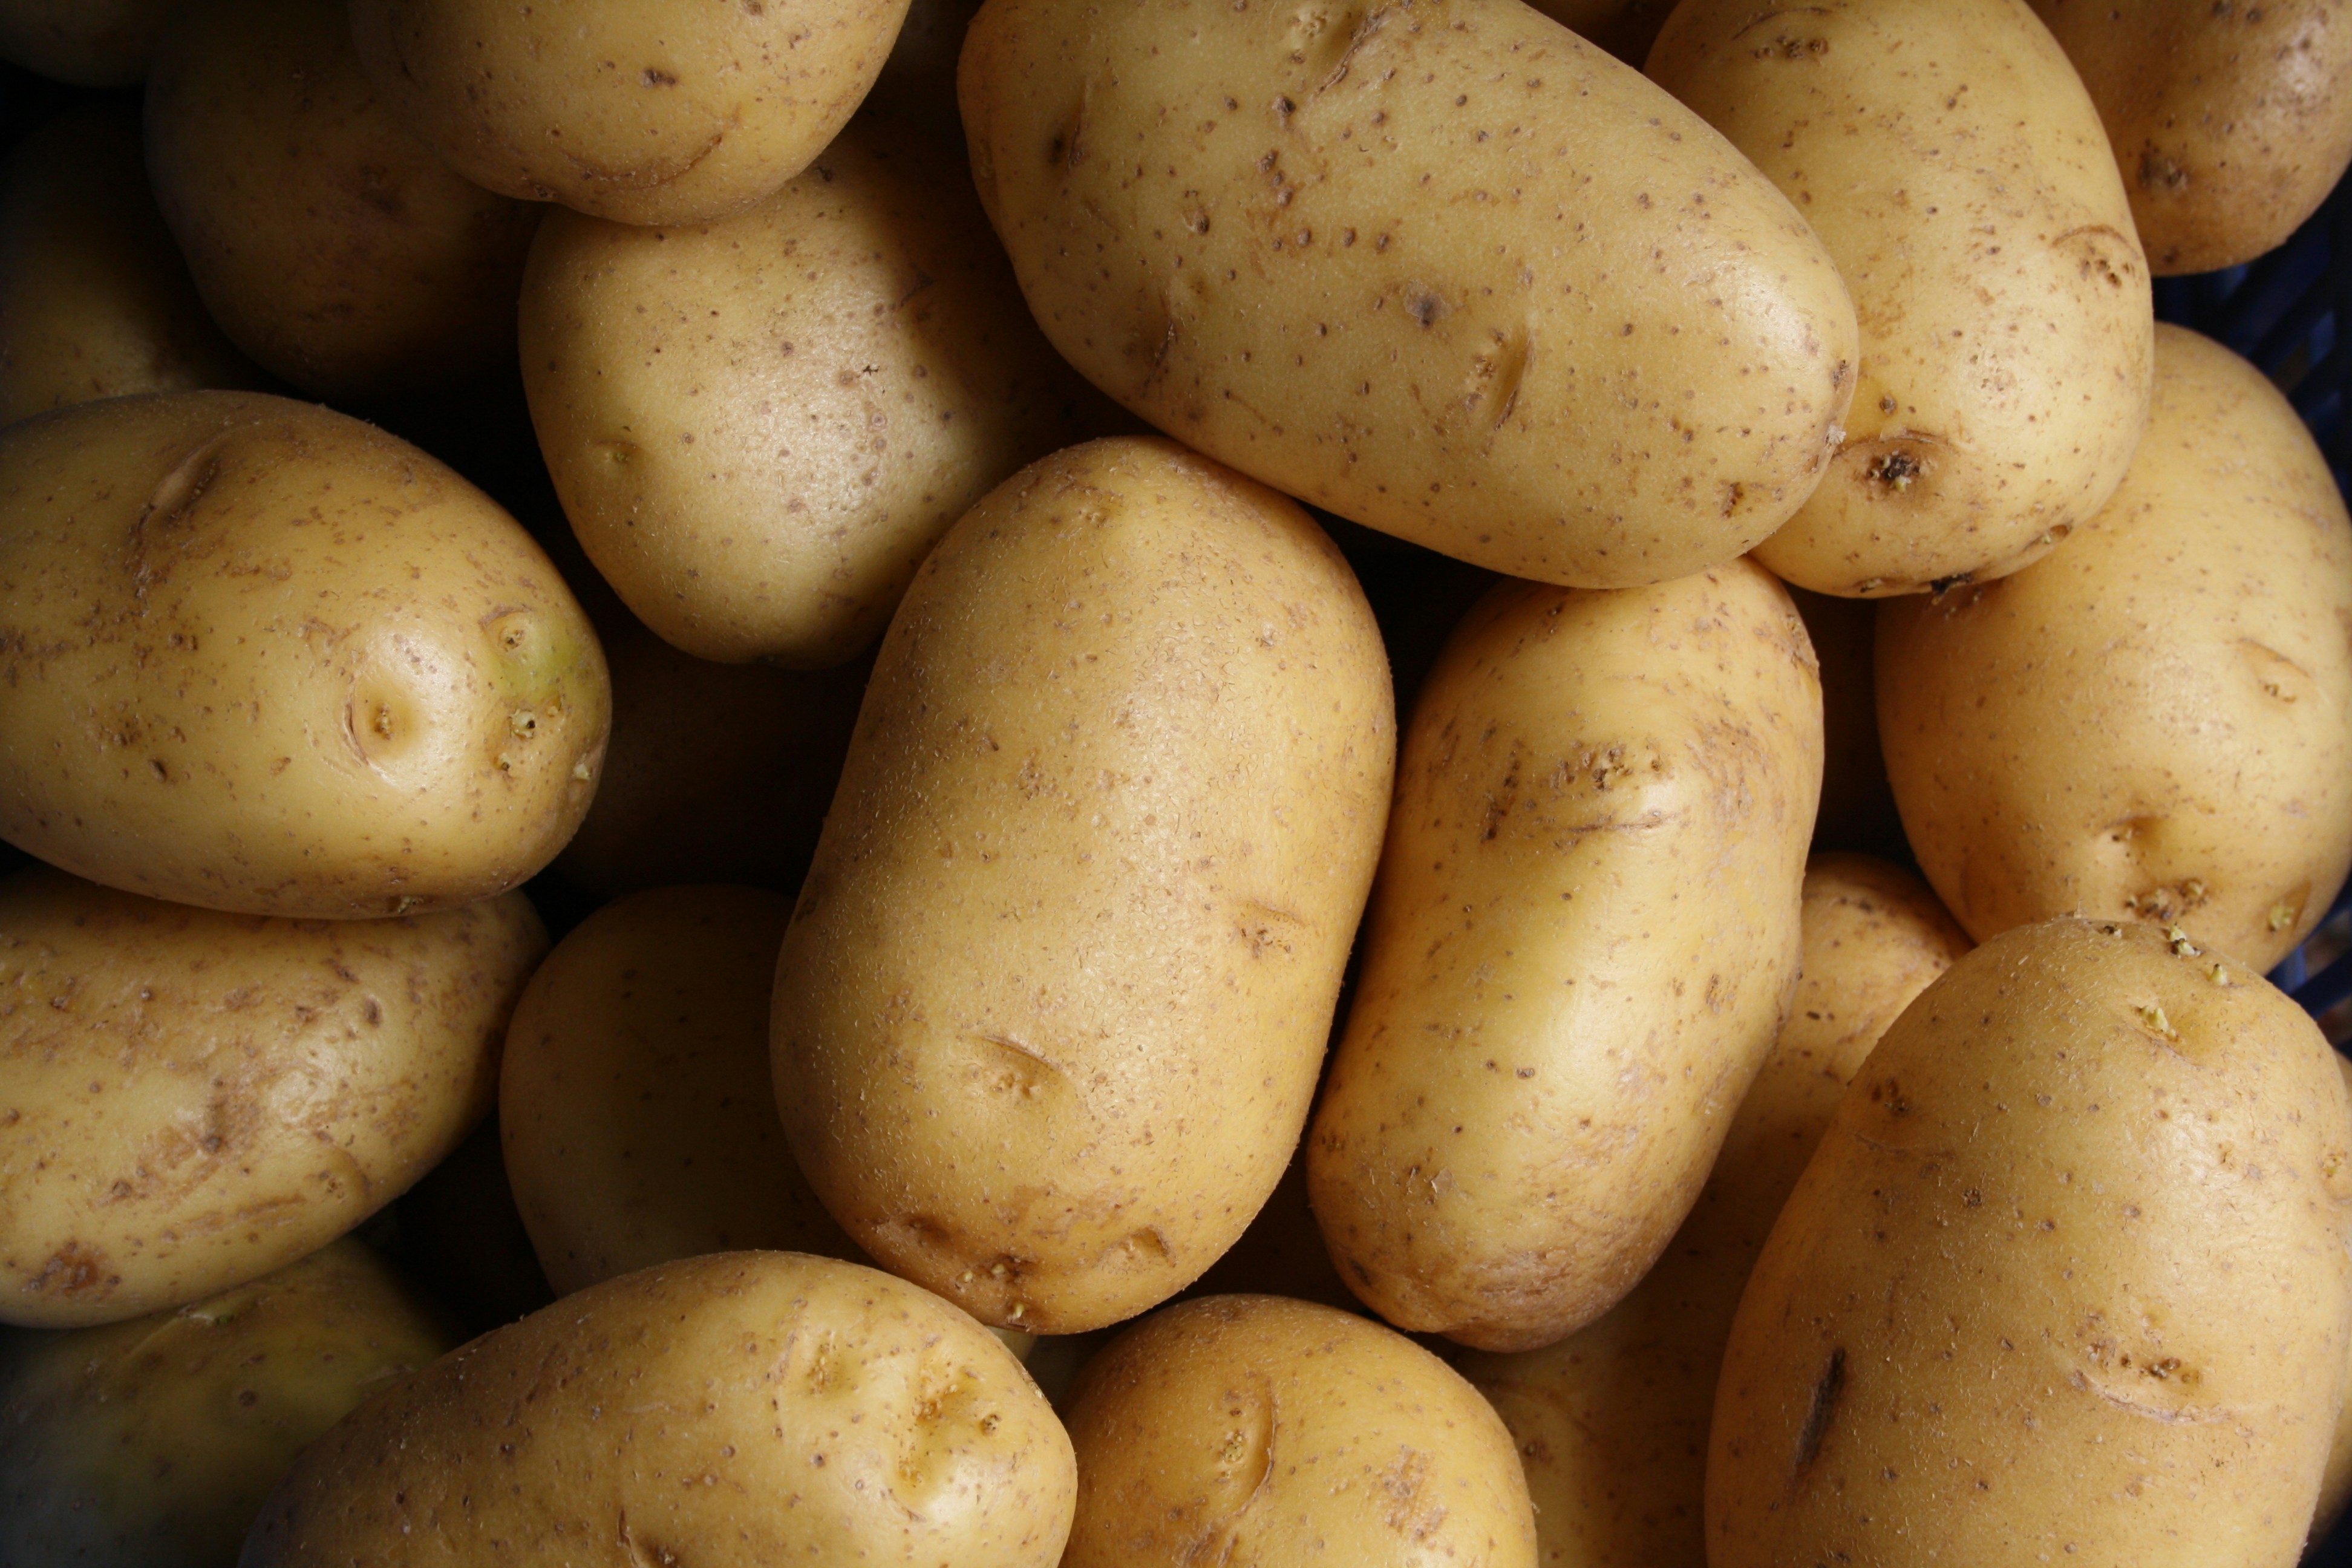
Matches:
[[3, 0, 2352, 1564]]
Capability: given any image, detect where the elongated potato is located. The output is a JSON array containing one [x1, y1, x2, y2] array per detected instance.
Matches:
[[773, 437, 1394, 1334], [1308, 560, 1821, 1352], [961, 0, 1858, 587]]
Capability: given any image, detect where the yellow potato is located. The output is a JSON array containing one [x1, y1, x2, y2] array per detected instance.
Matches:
[[0, 391, 609, 919], [960, 0, 1858, 586], [1308, 560, 1822, 1352], [0, 0, 172, 83], [0, 866, 543, 1328], [2322, 1048, 2352, 1546], [1879, 324, 2352, 972], [1650, 0, 2155, 598], [1709, 918, 2352, 1567], [773, 436, 1394, 1334]]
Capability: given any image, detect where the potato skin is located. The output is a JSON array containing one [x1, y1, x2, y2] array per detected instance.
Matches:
[[0, 866, 544, 1328], [2322, 1048, 2352, 1544], [1709, 918, 2352, 1567], [959, 0, 1857, 587], [0, 0, 173, 83], [0, 391, 609, 919], [239, 1251, 1077, 1568], [773, 437, 1394, 1334], [1308, 561, 1821, 1351], [1878, 324, 2352, 972], [1060, 1295, 1536, 1567]]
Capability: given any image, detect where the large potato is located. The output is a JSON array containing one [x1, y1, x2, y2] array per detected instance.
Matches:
[[1709, 918, 2352, 1567], [0, 866, 543, 1328], [773, 437, 1394, 1334], [1650, 0, 2154, 598], [1308, 560, 1821, 1352], [960, 0, 1858, 587], [1879, 324, 2352, 973], [241, 1251, 1077, 1568], [0, 0, 172, 83], [0, 391, 609, 919]]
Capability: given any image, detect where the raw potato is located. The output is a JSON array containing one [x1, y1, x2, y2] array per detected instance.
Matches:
[[0, 1240, 456, 1568], [1461, 856, 1968, 1568], [961, 0, 1859, 587], [349, 0, 913, 226], [241, 1251, 1078, 1568], [1708, 918, 2352, 1567], [1879, 324, 2352, 973], [522, 114, 1102, 667], [0, 391, 609, 920], [1308, 561, 1822, 1352], [2031, 0, 2352, 275], [773, 437, 1394, 1334], [1059, 1295, 1537, 1567], [1650, 0, 2155, 598], [0, 0, 174, 83], [2323, 1048, 2352, 1544], [0, 866, 543, 1329]]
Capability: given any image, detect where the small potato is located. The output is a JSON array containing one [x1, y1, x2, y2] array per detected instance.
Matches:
[[241, 1251, 1077, 1568], [0, 392, 609, 920], [1879, 324, 2352, 972], [0, 0, 173, 83], [0, 866, 544, 1328], [0, 1240, 455, 1568]]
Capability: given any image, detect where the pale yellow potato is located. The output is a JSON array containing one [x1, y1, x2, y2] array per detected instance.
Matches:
[[961, 0, 1858, 587], [522, 114, 1100, 667], [349, 0, 912, 227], [0, 0, 172, 83], [0, 1240, 455, 1568], [0, 391, 609, 919], [1060, 1295, 1536, 1567], [241, 1250, 1077, 1568], [1709, 918, 2352, 1567], [1651, 0, 2155, 598], [1462, 855, 1968, 1567], [1879, 324, 2352, 972], [0, 866, 544, 1329], [1308, 560, 1822, 1352], [773, 437, 1394, 1334]]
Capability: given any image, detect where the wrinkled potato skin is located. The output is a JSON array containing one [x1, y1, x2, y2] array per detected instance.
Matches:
[[0, 1241, 456, 1568], [0, 867, 543, 1329], [0, 0, 173, 83], [1879, 325, 2352, 972], [961, 0, 1858, 587], [1308, 561, 1822, 1352], [240, 1252, 1077, 1568], [1462, 856, 1968, 1568], [1651, 0, 2154, 598], [774, 438, 1394, 1334], [0, 393, 609, 919], [1061, 1295, 1536, 1567], [1710, 919, 2352, 1567]]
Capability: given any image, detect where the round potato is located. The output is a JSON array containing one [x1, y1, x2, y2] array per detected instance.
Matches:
[[0, 391, 609, 920], [0, 0, 172, 83], [241, 1250, 1077, 1568], [1060, 1295, 1536, 1567], [0, 866, 544, 1329], [1879, 324, 2352, 972]]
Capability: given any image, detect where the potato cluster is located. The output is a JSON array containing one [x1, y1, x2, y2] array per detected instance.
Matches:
[[2, 1, 2352, 1565]]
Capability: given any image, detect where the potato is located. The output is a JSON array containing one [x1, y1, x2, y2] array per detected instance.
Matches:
[[1461, 855, 1968, 1568], [1791, 586, 1905, 858], [0, 391, 609, 919], [0, 0, 172, 83], [1308, 560, 1821, 1352], [1708, 918, 2352, 1567], [1879, 324, 2352, 973], [241, 1250, 1077, 1568], [1060, 1295, 1536, 1567], [522, 114, 1102, 667], [349, 0, 913, 227], [2322, 1048, 2352, 1545], [959, 0, 1858, 587], [0, 1240, 454, 1568], [0, 866, 543, 1329], [1650, 0, 2155, 599], [773, 437, 1394, 1334]]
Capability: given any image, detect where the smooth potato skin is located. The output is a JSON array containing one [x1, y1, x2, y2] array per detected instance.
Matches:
[[0, 0, 172, 83], [773, 437, 1394, 1334], [960, 0, 1858, 587], [1879, 325, 2352, 972], [1309, 561, 1821, 1352]]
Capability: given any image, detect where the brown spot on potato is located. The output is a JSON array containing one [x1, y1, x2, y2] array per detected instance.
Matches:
[[1791, 1347, 1845, 1475], [25, 1241, 116, 1299]]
